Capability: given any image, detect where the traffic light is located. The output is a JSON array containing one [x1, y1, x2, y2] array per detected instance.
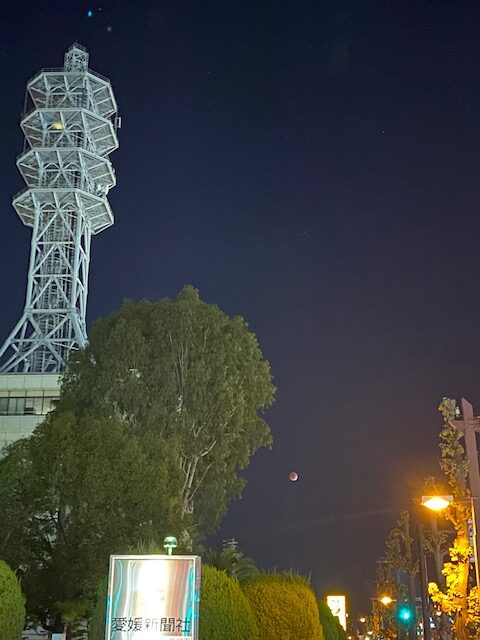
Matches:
[[396, 603, 415, 626]]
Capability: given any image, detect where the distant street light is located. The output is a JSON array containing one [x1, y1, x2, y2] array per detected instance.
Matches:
[[379, 595, 394, 606]]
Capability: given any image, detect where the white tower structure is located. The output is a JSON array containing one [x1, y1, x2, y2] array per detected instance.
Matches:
[[0, 44, 118, 446]]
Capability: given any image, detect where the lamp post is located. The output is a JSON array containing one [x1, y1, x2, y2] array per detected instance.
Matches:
[[163, 535, 178, 556], [448, 399, 480, 580], [371, 595, 394, 639], [415, 520, 432, 640]]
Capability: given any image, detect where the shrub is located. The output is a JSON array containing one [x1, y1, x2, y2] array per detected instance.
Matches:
[[199, 565, 259, 640], [317, 600, 346, 640], [242, 573, 324, 640], [0, 560, 25, 640]]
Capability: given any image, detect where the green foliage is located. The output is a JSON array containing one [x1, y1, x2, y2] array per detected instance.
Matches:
[[437, 398, 468, 497], [59, 288, 275, 533], [57, 600, 89, 624], [428, 398, 473, 640], [88, 579, 107, 640], [467, 586, 480, 637], [375, 510, 417, 638], [204, 547, 259, 582], [317, 601, 346, 640], [58, 600, 89, 640], [0, 414, 183, 619], [242, 573, 324, 640], [385, 511, 415, 574], [199, 566, 259, 640], [0, 560, 25, 640], [0, 288, 274, 623], [333, 616, 346, 640]]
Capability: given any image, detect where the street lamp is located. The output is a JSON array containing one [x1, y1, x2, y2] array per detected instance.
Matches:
[[163, 535, 178, 556], [421, 496, 453, 512], [379, 596, 394, 606]]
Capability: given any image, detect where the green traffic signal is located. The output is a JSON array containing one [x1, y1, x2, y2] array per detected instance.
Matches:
[[396, 604, 414, 625]]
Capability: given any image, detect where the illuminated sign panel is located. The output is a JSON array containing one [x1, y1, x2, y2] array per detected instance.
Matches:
[[326, 595, 347, 630], [105, 555, 201, 640]]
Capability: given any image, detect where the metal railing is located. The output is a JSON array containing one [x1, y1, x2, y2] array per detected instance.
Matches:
[[28, 67, 110, 84]]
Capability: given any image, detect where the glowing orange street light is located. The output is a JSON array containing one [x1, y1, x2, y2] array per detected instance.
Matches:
[[421, 495, 453, 512], [379, 595, 394, 606]]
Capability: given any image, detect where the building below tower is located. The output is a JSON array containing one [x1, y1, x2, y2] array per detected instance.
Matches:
[[0, 373, 60, 447]]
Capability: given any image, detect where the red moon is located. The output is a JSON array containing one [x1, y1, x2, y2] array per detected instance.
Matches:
[[289, 471, 298, 482]]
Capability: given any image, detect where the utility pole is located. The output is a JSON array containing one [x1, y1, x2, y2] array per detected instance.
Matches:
[[416, 522, 432, 640], [449, 398, 480, 599]]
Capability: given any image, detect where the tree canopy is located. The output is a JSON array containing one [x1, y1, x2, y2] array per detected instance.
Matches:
[[0, 287, 275, 623], [59, 286, 275, 533], [0, 414, 182, 622], [427, 398, 475, 640]]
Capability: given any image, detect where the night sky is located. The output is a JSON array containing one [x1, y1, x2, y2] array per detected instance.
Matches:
[[2, 0, 480, 612]]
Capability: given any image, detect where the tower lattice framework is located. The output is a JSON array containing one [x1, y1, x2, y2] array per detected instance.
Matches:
[[0, 44, 118, 373]]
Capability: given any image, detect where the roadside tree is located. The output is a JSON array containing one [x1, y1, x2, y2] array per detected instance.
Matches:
[[59, 286, 275, 535], [427, 398, 475, 640]]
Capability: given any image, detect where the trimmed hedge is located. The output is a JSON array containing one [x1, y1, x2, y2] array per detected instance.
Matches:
[[90, 565, 259, 640], [199, 565, 259, 640], [242, 573, 324, 640], [0, 560, 25, 640]]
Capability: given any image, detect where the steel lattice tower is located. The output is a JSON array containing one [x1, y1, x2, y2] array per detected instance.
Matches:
[[0, 44, 118, 373]]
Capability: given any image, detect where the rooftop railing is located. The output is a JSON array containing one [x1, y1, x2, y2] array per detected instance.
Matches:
[[28, 67, 111, 85]]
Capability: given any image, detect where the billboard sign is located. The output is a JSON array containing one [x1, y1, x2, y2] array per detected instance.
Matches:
[[326, 594, 347, 630], [105, 555, 201, 640]]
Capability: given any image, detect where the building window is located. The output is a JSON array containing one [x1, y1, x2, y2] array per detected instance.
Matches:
[[0, 392, 59, 416]]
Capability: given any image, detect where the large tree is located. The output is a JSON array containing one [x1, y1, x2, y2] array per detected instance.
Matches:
[[0, 287, 274, 621], [59, 286, 275, 534]]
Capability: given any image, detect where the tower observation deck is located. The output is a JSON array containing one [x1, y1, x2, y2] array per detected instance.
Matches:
[[0, 43, 118, 374]]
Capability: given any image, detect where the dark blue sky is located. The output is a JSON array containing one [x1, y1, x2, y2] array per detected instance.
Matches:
[[2, 0, 480, 612]]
